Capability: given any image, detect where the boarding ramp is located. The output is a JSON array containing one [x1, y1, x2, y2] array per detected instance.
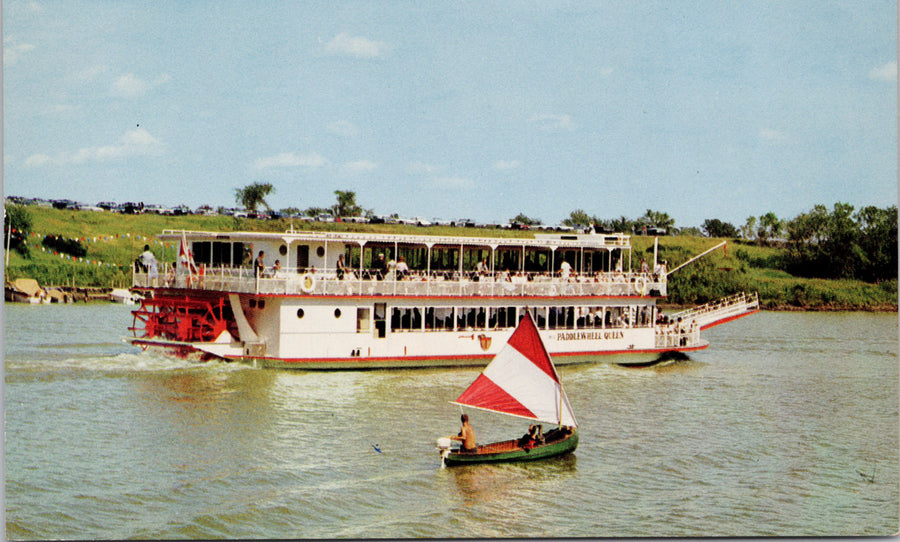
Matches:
[[668, 292, 760, 330]]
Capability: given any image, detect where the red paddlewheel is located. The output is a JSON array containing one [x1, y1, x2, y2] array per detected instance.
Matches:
[[130, 294, 236, 343]]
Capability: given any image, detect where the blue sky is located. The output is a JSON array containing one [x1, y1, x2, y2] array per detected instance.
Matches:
[[4, 1, 897, 228]]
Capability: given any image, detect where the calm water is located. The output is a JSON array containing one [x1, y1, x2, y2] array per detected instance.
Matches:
[[4, 303, 898, 538]]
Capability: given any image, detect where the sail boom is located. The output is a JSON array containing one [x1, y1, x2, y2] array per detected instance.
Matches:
[[448, 402, 559, 425]]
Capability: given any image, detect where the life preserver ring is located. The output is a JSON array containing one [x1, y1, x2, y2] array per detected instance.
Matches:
[[633, 277, 648, 296], [300, 273, 316, 293]]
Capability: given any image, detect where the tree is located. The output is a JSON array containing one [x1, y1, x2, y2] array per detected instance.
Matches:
[[332, 190, 363, 217], [639, 209, 675, 232], [562, 209, 595, 228], [609, 215, 634, 233], [4, 203, 32, 256], [701, 218, 738, 238], [510, 213, 542, 226], [235, 182, 274, 212], [740, 216, 757, 241], [756, 212, 783, 245]]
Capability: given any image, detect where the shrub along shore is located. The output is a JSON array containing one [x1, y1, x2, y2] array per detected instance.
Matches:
[[4, 206, 897, 311]]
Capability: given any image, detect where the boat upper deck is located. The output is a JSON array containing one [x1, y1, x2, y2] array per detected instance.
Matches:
[[132, 229, 668, 298]]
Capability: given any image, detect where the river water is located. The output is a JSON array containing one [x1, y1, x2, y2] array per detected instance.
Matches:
[[4, 303, 898, 538]]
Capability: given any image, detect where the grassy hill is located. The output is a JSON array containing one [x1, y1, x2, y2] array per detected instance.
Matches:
[[5, 206, 897, 310]]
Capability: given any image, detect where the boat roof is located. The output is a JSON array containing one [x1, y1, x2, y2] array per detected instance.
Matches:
[[159, 229, 631, 250]]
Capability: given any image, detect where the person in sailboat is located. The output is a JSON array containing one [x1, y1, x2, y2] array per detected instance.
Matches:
[[518, 424, 545, 450], [449, 413, 476, 452]]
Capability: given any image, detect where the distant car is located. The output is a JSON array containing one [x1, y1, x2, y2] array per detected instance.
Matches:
[[368, 215, 386, 224], [453, 218, 475, 227], [51, 199, 77, 210], [97, 201, 117, 211], [410, 217, 432, 227]]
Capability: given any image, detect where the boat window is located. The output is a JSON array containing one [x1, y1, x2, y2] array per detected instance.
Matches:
[[356, 308, 370, 333], [578, 307, 605, 328], [488, 306, 517, 329], [390, 307, 422, 332], [296, 308, 304, 319], [192, 241, 211, 265], [424, 307, 453, 331], [548, 306, 575, 330], [373, 303, 386, 338], [334, 308, 341, 318], [234, 243, 249, 267]]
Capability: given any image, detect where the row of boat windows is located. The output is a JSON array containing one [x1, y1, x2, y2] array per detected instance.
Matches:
[[382, 305, 653, 332], [190, 240, 628, 273]]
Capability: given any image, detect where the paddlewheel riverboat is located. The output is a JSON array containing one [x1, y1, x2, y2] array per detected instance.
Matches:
[[129, 228, 759, 369]]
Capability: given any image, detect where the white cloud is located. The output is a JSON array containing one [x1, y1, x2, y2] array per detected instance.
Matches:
[[325, 33, 387, 58], [24, 154, 53, 167], [869, 61, 897, 81], [528, 113, 576, 132], [759, 128, 788, 143], [71, 65, 108, 84], [41, 103, 79, 116], [328, 120, 360, 137], [110, 72, 171, 97], [254, 152, 328, 170], [341, 160, 377, 174], [3, 37, 35, 66], [111, 73, 148, 97], [23, 127, 165, 167], [493, 159, 521, 171], [407, 161, 439, 174]]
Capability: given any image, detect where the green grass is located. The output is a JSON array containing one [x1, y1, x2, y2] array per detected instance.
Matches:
[[5, 206, 897, 310]]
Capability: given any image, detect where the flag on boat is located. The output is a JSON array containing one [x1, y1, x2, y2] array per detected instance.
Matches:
[[453, 312, 577, 427], [178, 230, 198, 275]]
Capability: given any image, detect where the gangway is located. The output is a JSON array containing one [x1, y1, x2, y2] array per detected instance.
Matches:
[[668, 291, 760, 330]]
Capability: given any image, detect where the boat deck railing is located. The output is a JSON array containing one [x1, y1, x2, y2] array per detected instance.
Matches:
[[133, 265, 668, 298], [668, 291, 760, 329], [654, 320, 702, 348]]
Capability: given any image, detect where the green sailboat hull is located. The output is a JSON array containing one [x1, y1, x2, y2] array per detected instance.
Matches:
[[443, 428, 578, 466]]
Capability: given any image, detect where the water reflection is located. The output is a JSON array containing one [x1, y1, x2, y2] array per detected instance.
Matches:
[[445, 454, 578, 505]]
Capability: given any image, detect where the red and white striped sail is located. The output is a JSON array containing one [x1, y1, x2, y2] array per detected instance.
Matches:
[[453, 312, 577, 427]]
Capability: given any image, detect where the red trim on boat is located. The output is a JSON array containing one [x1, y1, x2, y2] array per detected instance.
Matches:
[[700, 309, 759, 330]]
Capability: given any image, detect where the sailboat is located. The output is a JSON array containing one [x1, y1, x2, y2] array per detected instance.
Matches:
[[437, 311, 579, 466]]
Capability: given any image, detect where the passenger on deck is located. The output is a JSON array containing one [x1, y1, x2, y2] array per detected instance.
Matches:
[[140, 245, 159, 286], [336, 254, 347, 280], [375, 253, 388, 280], [396, 256, 409, 280], [254, 251, 265, 277], [450, 414, 477, 452]]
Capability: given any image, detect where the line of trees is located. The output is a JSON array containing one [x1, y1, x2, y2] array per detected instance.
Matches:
[[783, 203, 897, 282], [234, 183, 371, 219], [561, 209, 675, 234]]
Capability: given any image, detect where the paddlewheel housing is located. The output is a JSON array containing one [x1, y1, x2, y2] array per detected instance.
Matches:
[[130, 292, 238, 343]]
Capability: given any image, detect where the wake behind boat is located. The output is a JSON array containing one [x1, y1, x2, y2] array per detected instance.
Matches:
[[437, 312, 578, 466]]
